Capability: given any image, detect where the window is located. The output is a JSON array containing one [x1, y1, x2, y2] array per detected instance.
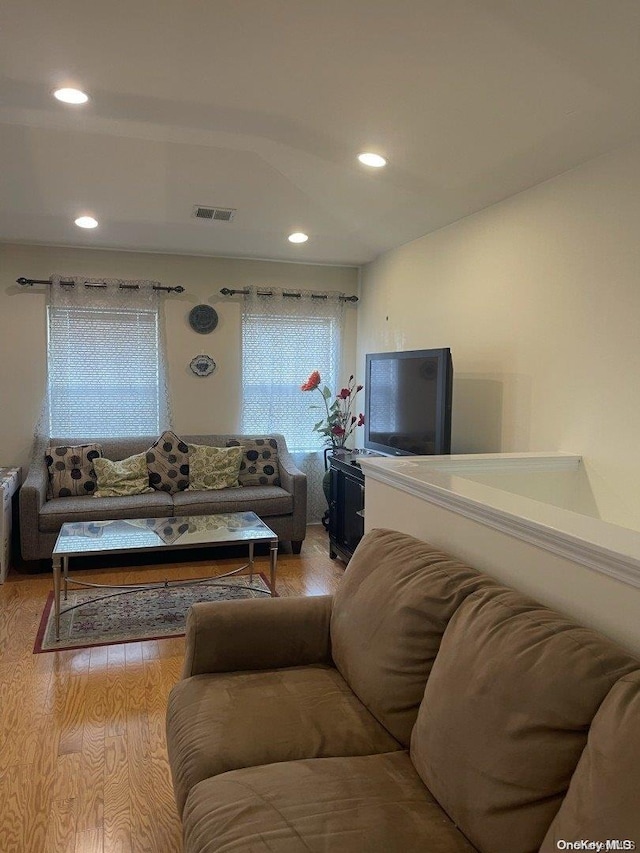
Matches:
[[47, 303, 163, 437], [241, 293, 343, 453]]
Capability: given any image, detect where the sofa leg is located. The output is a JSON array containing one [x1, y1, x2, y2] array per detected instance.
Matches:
[[291, 540, 303, 555]]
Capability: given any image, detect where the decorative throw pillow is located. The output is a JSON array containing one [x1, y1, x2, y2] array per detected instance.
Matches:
[[146, 431, 190, 493], [45, 444, 103, 498], [188, 444, 243, 491], [93, 453, 153, 498], [226, 438, 280, 486]]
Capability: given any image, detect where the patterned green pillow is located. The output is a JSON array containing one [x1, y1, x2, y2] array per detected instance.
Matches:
[[188, 444, 244, 491], [93, 453, 153, 497]]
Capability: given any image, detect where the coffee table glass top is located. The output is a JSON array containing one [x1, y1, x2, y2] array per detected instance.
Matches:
[[53, 511, 277, 556]]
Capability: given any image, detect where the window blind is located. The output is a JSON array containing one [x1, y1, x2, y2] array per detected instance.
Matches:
[[47, 305, 162, 437], [241, 312, 341, 452]]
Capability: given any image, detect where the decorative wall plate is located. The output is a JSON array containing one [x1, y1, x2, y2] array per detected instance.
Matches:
[[190, 355, 216, 376], [188, 304, 218, 334]]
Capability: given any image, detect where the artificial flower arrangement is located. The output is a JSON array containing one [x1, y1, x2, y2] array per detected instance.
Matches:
[[301, 370, 364, 449]]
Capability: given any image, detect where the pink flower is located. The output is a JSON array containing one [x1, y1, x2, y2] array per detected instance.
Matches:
[[338, 388, 351, 399], [301, 370, 321, 392], [357, 413, 365, 426], [331, 425, 346, 436]]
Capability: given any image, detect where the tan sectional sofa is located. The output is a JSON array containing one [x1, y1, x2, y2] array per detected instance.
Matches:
[[20, 433, 306, 561], [166, 528, 640, 853]]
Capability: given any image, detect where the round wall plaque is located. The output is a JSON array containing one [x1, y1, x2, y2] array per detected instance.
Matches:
[[188, 304, 218, 334]]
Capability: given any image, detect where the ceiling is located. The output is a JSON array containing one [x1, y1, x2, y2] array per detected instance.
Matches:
[[1, 0, 639, 266]]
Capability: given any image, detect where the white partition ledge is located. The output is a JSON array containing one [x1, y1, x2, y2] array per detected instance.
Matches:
[[360, 452, 640, 655]]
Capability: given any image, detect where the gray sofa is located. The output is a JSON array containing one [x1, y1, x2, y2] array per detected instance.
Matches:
[[20, 433, 307, 561], [166, 528, 640, 852]]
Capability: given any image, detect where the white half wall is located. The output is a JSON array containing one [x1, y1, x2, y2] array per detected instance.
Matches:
[[363, 476, 640, 657], [358, 140, 640, 523], [0, 243, 358, 471]]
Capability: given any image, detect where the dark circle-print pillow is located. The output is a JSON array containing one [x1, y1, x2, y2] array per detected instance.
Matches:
[[226, 438, 280, 486], [145, 431, 190, 493], [45, 443, 103, 499]]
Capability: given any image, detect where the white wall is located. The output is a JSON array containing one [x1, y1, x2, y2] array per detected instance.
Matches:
[[0, 243, 358, 471], [358, 140, 640, 522]]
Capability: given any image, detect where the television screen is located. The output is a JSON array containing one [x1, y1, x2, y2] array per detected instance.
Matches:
[[364, 348, 453, 456]]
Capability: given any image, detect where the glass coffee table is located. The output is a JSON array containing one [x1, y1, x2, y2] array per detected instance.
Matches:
[[51, 511, 278, 640]]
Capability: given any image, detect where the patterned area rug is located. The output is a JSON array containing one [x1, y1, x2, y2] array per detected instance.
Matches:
[[35, 574, 273, 653]]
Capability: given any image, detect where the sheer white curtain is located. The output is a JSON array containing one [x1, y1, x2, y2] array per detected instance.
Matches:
[[37, 275, 173, 443], [240, 288, 345, 522]]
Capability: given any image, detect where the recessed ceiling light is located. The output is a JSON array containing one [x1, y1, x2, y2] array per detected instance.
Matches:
[[288, 232, 308, 244], [75, 216, 98, 229], [53, 87, 89, 105], [358, 152, 387, 168]]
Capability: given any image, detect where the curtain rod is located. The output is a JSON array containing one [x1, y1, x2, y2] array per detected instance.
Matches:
[[16, 277, 185, 294], [219, 287, 358, 302]]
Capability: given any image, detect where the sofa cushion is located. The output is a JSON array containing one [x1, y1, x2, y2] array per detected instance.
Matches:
[[183, 752, 476, 853], [45, 443, 103, 498], [166, 664, 402, 816], [187, 444, 243, 491], [146, 430, 190, 493], [39, 491, 174, 532], [330, 529, 500, 747], [227, 437, 280, 486], [173, 485, 292, 517], [93, 452, 152, 497], [540, 670, 640, 850], [410, 588, 639, 853]]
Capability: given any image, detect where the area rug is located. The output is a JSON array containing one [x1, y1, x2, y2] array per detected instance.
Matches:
[[34, 574, 273, 653]]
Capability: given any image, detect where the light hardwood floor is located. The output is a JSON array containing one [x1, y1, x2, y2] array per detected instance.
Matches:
[[0, 525, 344, 853]]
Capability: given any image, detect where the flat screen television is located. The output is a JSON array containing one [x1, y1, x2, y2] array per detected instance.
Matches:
[[364, 348, 453, 456]]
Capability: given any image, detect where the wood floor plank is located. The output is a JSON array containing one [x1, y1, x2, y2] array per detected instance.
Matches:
[[58, 673, 89, 756], [0, 707, 42, 771], [107, 644, 126, 671], [76, 677, 106, 833], [104, 671, 127, 738], [140, 639, 161, 661], [0, 760, 52, 853], [74, 827, 103, 853], [103, 735, 132, 853], [52, 752, 83, 802], [124, 641, 144, 668], [0, 525, 341, 850], [75, 750, 105, 834], [88, 645, 109, 673], [45, 796, 77, 853]]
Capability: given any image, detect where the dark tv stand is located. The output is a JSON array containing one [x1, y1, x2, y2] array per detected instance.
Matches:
[[328, 450, 380, 563]]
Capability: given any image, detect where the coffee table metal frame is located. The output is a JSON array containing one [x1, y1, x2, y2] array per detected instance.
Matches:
[[51, 512, 278, 641]]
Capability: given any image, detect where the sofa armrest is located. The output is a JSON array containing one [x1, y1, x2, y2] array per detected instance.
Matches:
[[182, 594, 333, 678], [19, 460, 49, 559], [276, 438, 305, 491], [274, 434, 307, 540]]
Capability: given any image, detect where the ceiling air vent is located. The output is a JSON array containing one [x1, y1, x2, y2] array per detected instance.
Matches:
[[192, 205, 236, 222]]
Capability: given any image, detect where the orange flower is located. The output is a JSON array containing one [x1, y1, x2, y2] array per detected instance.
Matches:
[[301, 370, 321, 392]]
